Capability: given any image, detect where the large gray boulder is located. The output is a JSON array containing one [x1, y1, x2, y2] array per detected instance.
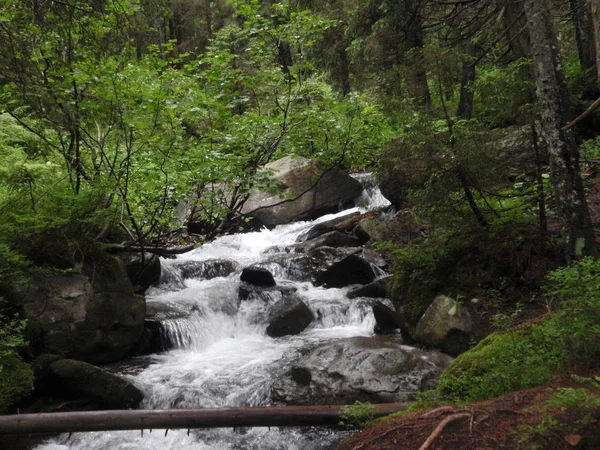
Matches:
[[21, 257, 145, 364], [415, 295, 473, 356], [271, 336, 453, 405], [241, 156, 363, 227]]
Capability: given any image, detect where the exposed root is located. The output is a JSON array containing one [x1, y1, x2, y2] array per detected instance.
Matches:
[[417, 412, 472, 450], [420, 406, 455, 418]]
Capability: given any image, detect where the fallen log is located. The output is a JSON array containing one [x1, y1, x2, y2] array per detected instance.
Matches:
[[0, 404, 407, 436]]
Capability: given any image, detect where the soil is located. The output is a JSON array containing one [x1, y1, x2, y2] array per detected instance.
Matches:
[[338, 373, 600, 450]]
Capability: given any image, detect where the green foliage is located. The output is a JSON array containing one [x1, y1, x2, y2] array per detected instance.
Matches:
[[0, 296, 32, 413], [473, 59, 536, 126], [0, 353, 33, 414], [435, 257, 600, 403], [339, 401, 374, 428], [383, 218, 543, 326]]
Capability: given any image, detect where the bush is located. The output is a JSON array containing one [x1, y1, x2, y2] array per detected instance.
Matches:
[[435, 257, 600, 403], [0, 353, 33, 413], [384, 220, 555, 327], [0, 296, 32, 413]]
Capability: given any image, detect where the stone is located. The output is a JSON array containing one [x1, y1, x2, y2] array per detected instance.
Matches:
[[271, 336, 453, 405], [295, 211, 361, 243], [266, 295, 314, 337], [348, 276, 392, 299], [19, 258, 145, 364], [238, 281, 297, 305], [45, 359, 143, 409], [240, 266, 276, 287], [120, 252, 161, 294], [241, 156, 363, 227], [314, 254, 377, 288], [295, 231, 361, 253], [415, 295, 473, 356], [372, 301, 402, 334], [173, 259, 238, 280]]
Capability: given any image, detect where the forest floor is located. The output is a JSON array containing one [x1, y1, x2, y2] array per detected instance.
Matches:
[[338, 372, 600, 450]]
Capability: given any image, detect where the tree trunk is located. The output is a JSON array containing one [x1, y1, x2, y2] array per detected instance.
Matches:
[[591, 0, 600, 86], [570, 0, 596, 73], [0, 404, 407, 436], [457, 41, 477, 120], [498, 0, 531, 59], [403, 1, 431, 108], [524, 0, 597, 260]]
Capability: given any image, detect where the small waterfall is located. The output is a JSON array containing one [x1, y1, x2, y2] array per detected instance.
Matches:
[[34, 180, 429, 450]]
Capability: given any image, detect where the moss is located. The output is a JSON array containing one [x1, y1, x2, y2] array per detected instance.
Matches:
[[0, 352, 34, 413]]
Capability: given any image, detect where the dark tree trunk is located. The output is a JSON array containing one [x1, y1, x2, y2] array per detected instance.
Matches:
[[591, 0, 600, 86], [497, 0, 531, 59], [404, 14, 431, 109], [570, 0, 596, 73], [524, 0, 597, 260], [457, 41, 476, 120]]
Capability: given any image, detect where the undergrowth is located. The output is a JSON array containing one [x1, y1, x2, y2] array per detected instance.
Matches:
[[436, 257, 600, 403]]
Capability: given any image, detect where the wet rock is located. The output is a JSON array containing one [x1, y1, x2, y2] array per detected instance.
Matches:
[[241, 156, 363, 227], [238, 282, 297, 304], [348, 276, 392, 299], [173, 259, 238, 280], [120, 252, 161, 293], [372, 301, 402, 334], [296, 211, 361, 243], [45, 358, 143, 409], [314, 254, 377, 288], [415, 295, 473, 357], [352, 248, 388, 269], [19, 259, 145, 364], [146, 301, 188, 321], [240, 266, 276, 287], [296, 231, 361, 252], [271, 336, 453, 405], [266, 295, 314, 337]]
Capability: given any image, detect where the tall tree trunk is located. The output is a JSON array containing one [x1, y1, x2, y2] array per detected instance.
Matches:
[[524, 0, 597, 260], [570, 0, 596, 73], [457, 41, 476, 120], [405, 21, 431, 108], [591, 0, 600, 85], [402, 0, 431, 108], [497, 0, 531, 59]]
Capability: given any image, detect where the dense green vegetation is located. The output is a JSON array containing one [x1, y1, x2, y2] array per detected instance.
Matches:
[[1, 0, 600, 420], [433, 257, 600, 402]]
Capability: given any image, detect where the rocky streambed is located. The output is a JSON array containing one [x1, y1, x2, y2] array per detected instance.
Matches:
[[20, 170, 456, 450]]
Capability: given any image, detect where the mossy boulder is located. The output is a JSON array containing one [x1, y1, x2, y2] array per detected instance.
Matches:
[[436, 330, 561, 402], [0, 353, 33, 413], [414, 295, 473, 356]]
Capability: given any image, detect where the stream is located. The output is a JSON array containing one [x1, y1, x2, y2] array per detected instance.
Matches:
[[35, 176, 420, 450]]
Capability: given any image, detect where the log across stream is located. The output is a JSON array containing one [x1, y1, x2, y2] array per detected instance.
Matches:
[[0, 404, 407, 436]]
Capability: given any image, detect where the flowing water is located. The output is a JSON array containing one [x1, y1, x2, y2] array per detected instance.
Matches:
[[36, 175, 396, 450]]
